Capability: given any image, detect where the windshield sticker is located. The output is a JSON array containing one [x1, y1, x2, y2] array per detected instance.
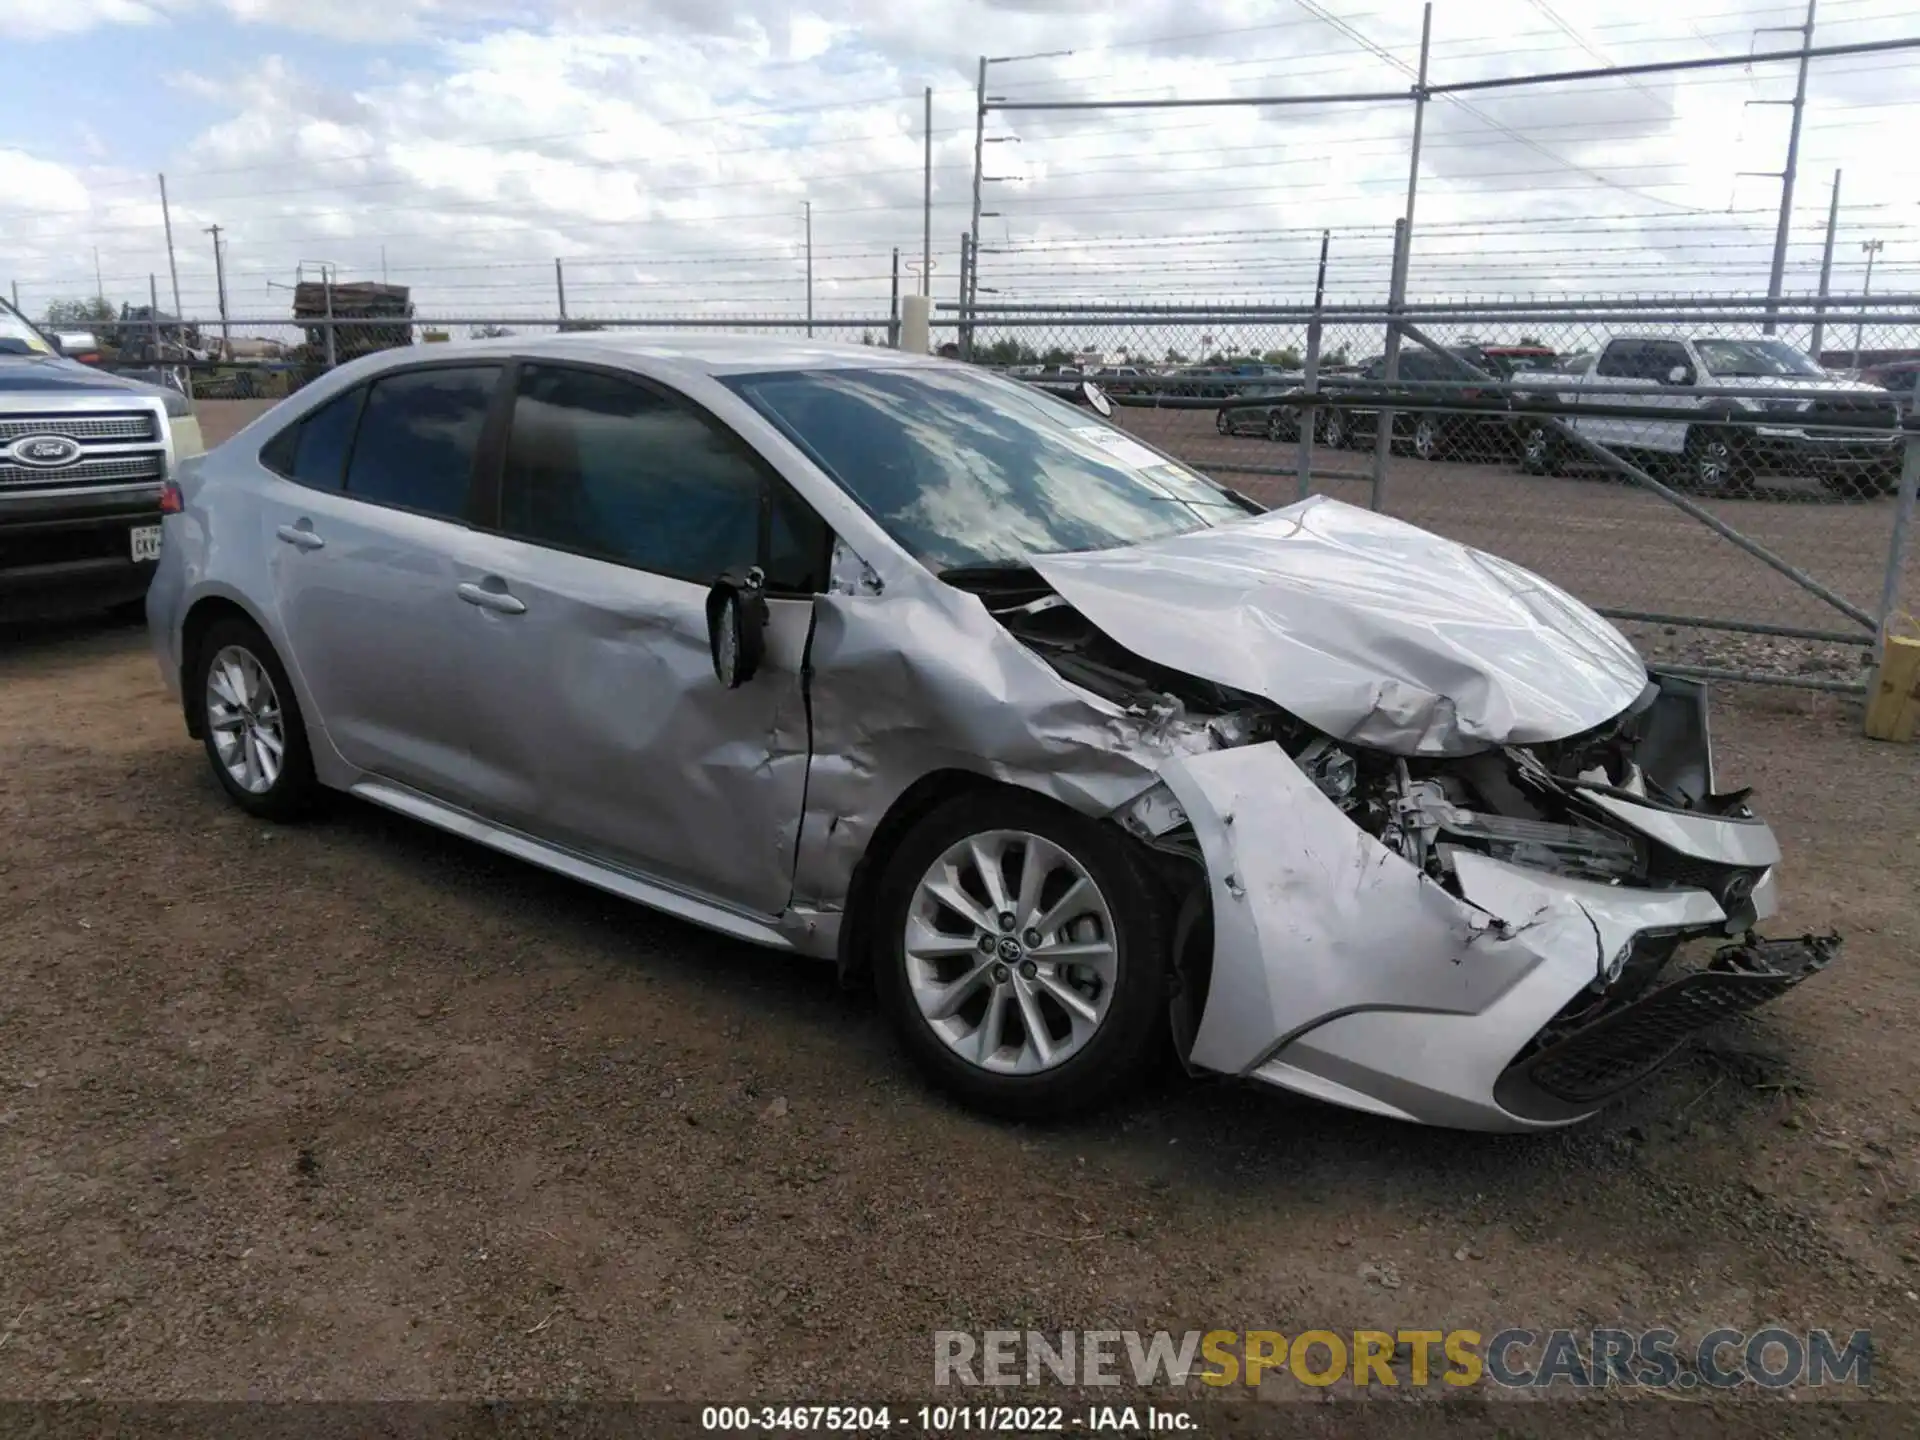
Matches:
[[1071, 426, 1172, 473]]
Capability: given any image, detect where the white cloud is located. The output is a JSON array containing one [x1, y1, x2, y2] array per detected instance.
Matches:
[[3, 0, 1916, 327], [0, 0, 171, 40]]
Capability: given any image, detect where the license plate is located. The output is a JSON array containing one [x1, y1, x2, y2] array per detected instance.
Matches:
[[130, 524, 162, 562]]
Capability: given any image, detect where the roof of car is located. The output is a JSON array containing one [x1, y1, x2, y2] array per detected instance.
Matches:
[[434, 329, 950, 378]]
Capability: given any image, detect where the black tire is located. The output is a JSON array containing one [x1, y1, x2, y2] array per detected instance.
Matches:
[[1682, 426, 1738, 494], [190, 616, 318, 821], [1411, 411, 1443, 463], [1321, 408, 1350, 450], [871, 789, 1171, 1121], [1518, 420, 1560, 476], [1215, 408, 1233, 435], [1266, 409, 1291, 442]]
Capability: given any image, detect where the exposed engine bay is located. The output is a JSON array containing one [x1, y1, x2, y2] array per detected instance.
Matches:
[[952, 564, 1769, 931]]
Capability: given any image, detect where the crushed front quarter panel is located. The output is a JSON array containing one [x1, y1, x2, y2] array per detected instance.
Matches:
[[1031, 496, 1648, 755], [788, 575, 1231, 947]]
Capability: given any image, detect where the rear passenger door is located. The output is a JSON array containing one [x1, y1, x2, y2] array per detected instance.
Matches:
[[452, 360, 831, 917], [257, 363, 504, 798]]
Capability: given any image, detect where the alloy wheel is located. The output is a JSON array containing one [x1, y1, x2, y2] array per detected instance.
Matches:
[[1695, 437, 1731, 490], [205, 644, 286, 795], [1413, 414, 1438, 462], [903, 829, 1117, 1075]]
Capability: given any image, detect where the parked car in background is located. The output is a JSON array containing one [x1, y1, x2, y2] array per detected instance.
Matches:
[[1860, 358, 1920, 415], [1321, 344, 1536, 459], [145, 334, 1837, 1131], [1509, 335, 1903, 494], [0, 294, 204, 621]]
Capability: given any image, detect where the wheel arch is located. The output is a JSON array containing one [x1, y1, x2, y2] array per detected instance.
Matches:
[[834, 767, 1098, 983], [179, 592, 279, 739]]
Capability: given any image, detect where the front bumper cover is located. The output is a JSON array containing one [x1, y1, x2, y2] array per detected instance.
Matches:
[[1157, 742, 1833, 1132], [1492, 933, 1838, 1122]]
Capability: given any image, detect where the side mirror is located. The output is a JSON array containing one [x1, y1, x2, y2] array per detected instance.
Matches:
[[1667, 365, 1692, 386], [706, 567, 769, 689]]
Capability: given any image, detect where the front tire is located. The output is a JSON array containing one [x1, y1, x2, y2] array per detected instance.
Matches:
[[1215, 408, 1233, 435], [192, 617, 318, 821], [1321, 407, 1350, 450], [871, 790, 1171, 1121], [1683, 427, 1738, 493]]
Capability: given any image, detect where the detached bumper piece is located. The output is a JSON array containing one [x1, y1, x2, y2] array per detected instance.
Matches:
[[1494, 933, 1840, 1123]]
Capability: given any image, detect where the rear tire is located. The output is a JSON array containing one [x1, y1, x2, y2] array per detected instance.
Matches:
[[1518, 420, 1560, 476], [1321, 408, 1350, 450], [871, 790, 1171, 1121], [1215, 408, 1233, 435], [1411, 412, 1443, 463], [191, 616, 318, 822]]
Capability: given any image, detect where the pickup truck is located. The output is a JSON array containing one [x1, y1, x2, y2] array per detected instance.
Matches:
[[1509, 334, 1903, 495], [0, 297, 204, 620]]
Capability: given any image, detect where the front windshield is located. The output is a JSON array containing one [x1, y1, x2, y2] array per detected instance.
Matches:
[[0, 299, 55, 355], [725, 366, 1245, 571], [1694, 338, 1822, 378]]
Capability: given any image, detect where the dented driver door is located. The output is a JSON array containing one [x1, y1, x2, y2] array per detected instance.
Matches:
[[447, 360, 823, 918]]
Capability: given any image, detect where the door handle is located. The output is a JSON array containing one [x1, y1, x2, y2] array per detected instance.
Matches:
[[457, 581, 527, 615], [275, 523, 324, 551]]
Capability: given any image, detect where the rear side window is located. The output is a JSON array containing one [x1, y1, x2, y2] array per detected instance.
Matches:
[[343, 365, 501, 520], [1595, 341, 1642, 378], [499, 362, 829, 591], [259, 385, 364, 491]]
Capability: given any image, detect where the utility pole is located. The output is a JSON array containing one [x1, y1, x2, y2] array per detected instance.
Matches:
[[157, 173, 183, 320], [380, 244, 388, 284], [205, 224, 230, 356], [1762, 0, 1817, 335], [93, 246, 104, 304], [923, 86, 933, 298], [555, 257, 568, 321], [967, 56, 987, 348], [1810, 169, 1841, 363], [803, 201, 813, 338], [1853, 238, 1883, 369]]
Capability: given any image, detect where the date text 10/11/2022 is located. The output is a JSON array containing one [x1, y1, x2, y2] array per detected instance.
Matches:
[[700, 1406, 1198, 1433]]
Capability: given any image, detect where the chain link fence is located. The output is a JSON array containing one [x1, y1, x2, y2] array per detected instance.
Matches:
[[60, 295, 1918, 692], [949, 295, 1920, 692]]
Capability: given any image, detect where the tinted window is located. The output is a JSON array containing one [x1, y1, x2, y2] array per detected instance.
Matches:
[[343, 365, 500, 519], [500, 364, 824, 589], [725, 366, 1243, 572], [262, 386, 364, 491], [1596, 341, 1642, 378]]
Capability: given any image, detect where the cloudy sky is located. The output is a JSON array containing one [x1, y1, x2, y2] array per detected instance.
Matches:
[[0, 0, 1915, 334]]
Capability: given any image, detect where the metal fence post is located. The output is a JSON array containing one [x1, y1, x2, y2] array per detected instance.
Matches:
[[1878, 425, 1920, 634], [1295, 230, 1329, 502], [1370, 218, 1411, 511], [888, 247, 901, 349], [322, 266, 337, 371]]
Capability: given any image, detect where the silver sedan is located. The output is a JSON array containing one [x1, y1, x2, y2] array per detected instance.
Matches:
[[147, 335, 1836, 1129]]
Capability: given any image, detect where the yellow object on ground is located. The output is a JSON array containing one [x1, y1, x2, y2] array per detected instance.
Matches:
[[1864, 617, 1920, 742]]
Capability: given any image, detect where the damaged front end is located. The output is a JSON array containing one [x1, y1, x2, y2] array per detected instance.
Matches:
[[964, 564, 1839, 1131]]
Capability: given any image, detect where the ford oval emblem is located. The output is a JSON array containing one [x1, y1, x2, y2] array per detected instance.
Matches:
[[9, 434, 83, 469]]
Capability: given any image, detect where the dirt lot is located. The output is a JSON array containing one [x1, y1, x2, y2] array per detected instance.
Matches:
[[0, 401, 1914, 1413]]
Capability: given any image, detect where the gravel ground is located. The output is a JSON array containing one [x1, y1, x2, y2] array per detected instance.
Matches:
[[1, 405, 1917, 1407]]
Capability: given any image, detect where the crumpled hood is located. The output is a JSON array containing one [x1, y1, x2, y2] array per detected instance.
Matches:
[[1028, 496, 1648, 755]]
